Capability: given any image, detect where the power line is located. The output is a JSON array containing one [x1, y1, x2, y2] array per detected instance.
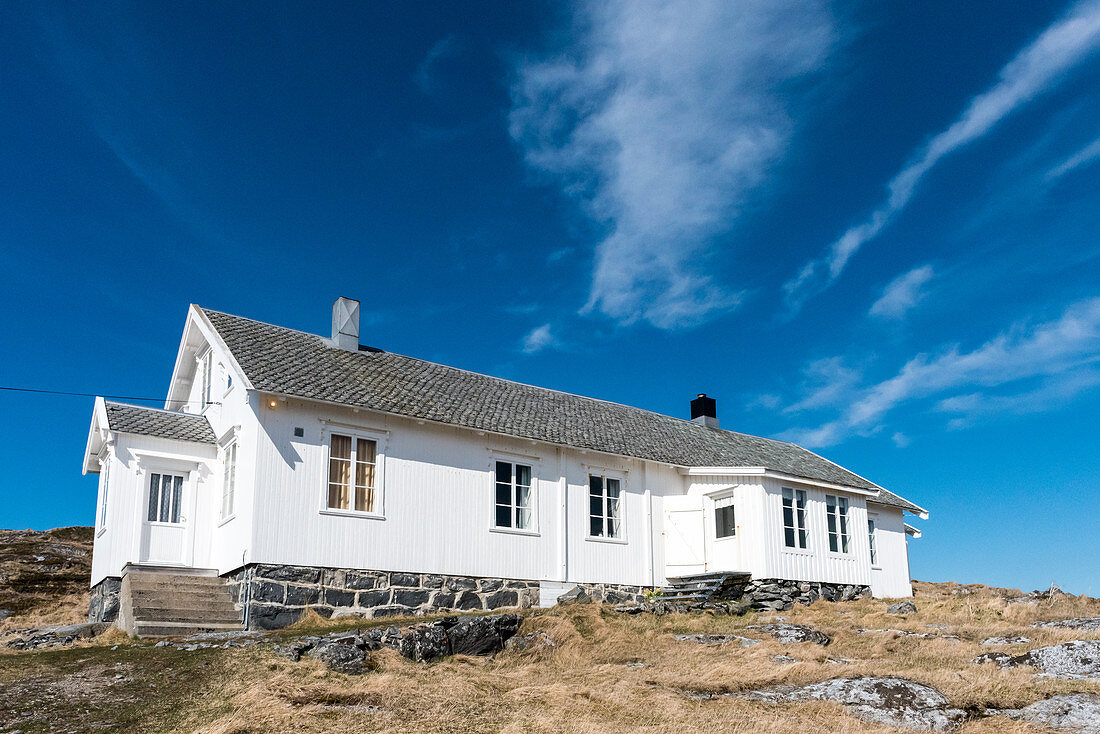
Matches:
[[0, 386, 217, 406]]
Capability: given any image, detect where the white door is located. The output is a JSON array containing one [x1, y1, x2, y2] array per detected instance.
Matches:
[[664, 508, 707, 576], [139, 472, 191, 565]]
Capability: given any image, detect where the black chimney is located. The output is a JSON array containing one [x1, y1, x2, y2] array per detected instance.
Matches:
[[690, 394, 718, 428]]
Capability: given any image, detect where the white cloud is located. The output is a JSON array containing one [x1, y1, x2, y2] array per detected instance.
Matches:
[[511, 0, 834, 329], [784, 0, 1100, 313], [781, 296, 1100, 446], [891, 432, 911, 448], [1046, 134, 1100, 180], [783, 357, 862, 413], [521, 323, 556, 354], [870, 264, 935, 320]]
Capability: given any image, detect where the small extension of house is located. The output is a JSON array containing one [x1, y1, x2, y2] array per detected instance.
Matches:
[[83, 298, 927, 634]]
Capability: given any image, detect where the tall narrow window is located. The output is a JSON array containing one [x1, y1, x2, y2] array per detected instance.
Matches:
[[221, 442, 237, 519], [868, 517, 878, 565], [714, 496, 736, 538], [147, 473, 183, 524], [589, 474, 622, 539], [493, 461, 533, 530], [97, 456, 111, 528], [327, 434, 377, 513], [782, 487, 808, 549], [826, 495, 850, 553], [200, 353, 212, 409]]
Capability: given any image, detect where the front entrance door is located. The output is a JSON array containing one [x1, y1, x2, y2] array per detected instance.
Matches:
[[139, 472, 190, 565], [664, 508, 707, 576]]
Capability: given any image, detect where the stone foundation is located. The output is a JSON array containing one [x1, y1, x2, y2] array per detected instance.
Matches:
[[570, 582, 647, 605], [225, 564, 546, 630], [88, 577, 121, 624], [716, 576, 870, 611]]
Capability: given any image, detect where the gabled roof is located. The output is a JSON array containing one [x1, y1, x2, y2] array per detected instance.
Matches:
[[196, 307, 924, 514], [104, 401, 217, 444]]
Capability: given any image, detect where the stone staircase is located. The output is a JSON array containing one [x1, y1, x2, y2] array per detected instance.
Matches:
[[660, 572, 751, 604], [118, 566, 243, 638]]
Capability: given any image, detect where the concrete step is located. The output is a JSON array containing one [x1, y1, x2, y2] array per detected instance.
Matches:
[[129, 588, 236, 602], [133, 609, 242, 624], [133, 620, 244, 638], [130, 595, 238, 611], [128, 577, 228, 591]]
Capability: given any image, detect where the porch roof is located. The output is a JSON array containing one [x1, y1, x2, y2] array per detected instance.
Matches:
[[104, 401, 217, 444]]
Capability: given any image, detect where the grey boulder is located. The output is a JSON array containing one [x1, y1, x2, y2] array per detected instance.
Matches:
[[992, 694, 1100, 731], [309, 638, 372, 674], [887, 600, 918, 615], [745, 623, 831, 646], [974, 640, 1100, 679], [741, 677, 966, 731], [556, 586, 591, 605]]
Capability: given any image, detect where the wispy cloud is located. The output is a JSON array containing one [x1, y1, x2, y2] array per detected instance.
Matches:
[[783, 357, 862, 413], [521, 323, 556, 354], [780, 296, 1100, 446], [783, 0, 1100, 313], [511, 0, 834, 329], [870, 264, 935, 320], [416, 35, 463, 93], [1046, 133, 1100, 180]]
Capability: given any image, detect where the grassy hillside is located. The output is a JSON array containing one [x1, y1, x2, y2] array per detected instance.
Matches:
[[1, 579, 1098, 732], [0, 526, 93, 629]]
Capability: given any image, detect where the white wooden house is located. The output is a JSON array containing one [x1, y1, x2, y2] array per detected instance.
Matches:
[[83, 298, 926, 631]]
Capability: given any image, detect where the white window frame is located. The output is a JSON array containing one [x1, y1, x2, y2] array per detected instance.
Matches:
[[868, 513, 880, 567], [145, 471, 186, 526], [219, 439, 238, 524], [96, 450, 112, 536], [586, 469, 626, 543], [319, 424, 387, 520], [825, 494, 851, 554], [713, 494, 736, 540], [198, 349, 213, 410], [488, 451, 540, 536], [781, 487, 809, 550]]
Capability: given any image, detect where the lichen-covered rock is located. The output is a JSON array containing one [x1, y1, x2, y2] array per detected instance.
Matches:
[[1032, 618, 1100, 632], [673, 633, 758, 647], [504, 631, 555, 652], [556, 586, 591, 605], [974, 640, 1100, 679], [991, 694, 1100, 731], [746, 623, 830, 646], [887, 600, 918, 615], [981, 635, 1030, 646], [741, 677, 966, 731], [4, 623, 108, 650], [309, 638, 372, 674]]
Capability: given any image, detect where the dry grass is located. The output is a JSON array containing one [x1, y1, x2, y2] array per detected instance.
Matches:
[[0, 526, 93, 632], [180, 582, 1098, 733], [1, 579, 1097, 732]]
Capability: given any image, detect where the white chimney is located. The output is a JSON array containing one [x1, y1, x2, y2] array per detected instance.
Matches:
[[331, 297, 360, 351]]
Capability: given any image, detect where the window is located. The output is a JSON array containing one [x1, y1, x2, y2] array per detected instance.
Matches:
[[221, 441, 237, 520], [868, 517, 878, 565], [494, 461, 533, 530], [589, 474, 622, 539], [148, 473, 183, 524], [327, 434, 377, 513], [714, 496, 736, 538], [199, 352, 212, 409], [97, 455, 111, 529], [782, 487, 808, 549], [826, 494, 850, 553]]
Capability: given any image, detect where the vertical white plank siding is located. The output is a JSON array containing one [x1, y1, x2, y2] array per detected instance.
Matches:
[[868, 504, 913, 597]]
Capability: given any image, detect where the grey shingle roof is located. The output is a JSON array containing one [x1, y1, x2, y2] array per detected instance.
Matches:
[[200, 308, 923, 513], [105, 401, 217, 444]]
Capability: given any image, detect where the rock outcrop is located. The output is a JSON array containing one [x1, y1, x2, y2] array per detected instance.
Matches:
[[991, 694, 1100, 731], [887, 600, 918, 615], [745, 623, 831, 646], [974, 640, 1100, 679]]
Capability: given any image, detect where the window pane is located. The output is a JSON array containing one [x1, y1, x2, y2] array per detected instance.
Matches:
[[148, 473, 161, 522], [827, 513, 837, 534], [355, 467, 375, 512], [716, 506, 735, 538], [782, 487, 793, 501], [783, 506, 794, 529], [606, 478, 620, 499], [170, 476, 183, 523], [796, 490, 807, 509], [589, 494, 603, 518], [357, 438, 376, 466], [331, 434, 352, 459], [799, 528, 808, 549], [590, 515, 603, 537], [496, 461, 512, 484], [329, 435, 351, 510], [608, 515, 621, 538], [515, 507, 531, 530], [829, 535, 838, 553], [515, 464, 531, 488], [496, 481, 512, 507], [515, 483, 530, 510], [589, 475, 603, 495], [496, 505, 512, 528], [784, 527, 795, 547]]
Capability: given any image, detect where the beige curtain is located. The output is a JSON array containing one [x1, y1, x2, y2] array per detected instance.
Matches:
[[328, 435, 352, 510], [354, 439, 376, 512]]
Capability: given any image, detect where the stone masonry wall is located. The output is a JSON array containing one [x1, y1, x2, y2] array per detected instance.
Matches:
[[715, 576, 871, 611], [226, 564, 543, 630], [87, 577, 121, 624]]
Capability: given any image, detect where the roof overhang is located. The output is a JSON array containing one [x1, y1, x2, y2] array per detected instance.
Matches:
[[677, 466, 879, 497], [83, 396, 110, 475], [904, 523, 922, 538], [165, 305, 254, 411]]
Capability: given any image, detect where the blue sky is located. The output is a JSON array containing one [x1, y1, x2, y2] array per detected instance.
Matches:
[[2, 1, 1098, 594]]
